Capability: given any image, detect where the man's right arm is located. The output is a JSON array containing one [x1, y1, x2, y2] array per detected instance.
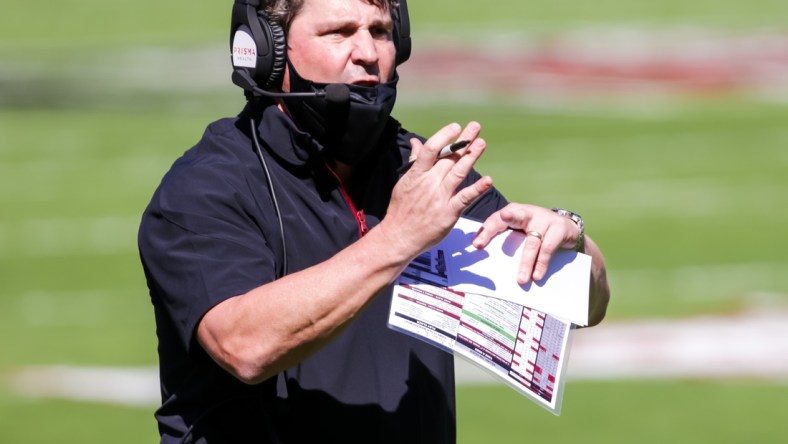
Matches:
[[196, 122, 492, 384]]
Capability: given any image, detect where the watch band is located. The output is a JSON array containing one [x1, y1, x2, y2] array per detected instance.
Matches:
[[552, 208, 585, 252]]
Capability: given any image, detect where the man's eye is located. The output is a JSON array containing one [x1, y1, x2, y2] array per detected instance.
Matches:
[[328, 27, 354, 37], [371, 27, 392, 39]]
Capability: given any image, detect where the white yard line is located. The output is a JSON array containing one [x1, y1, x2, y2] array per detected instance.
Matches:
[[458, 308, 788, 384], [8, 310, 788, 406], [9, 365, 160, 407], [567, 309, 788, 380]]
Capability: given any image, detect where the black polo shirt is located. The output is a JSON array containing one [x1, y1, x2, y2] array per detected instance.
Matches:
[[138, 101, 507, 443]]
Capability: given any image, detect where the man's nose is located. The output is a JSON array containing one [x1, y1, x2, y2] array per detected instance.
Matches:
[[350, 31, 379, 66]]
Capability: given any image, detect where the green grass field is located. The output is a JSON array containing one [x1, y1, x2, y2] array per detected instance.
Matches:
[[2, 1, 787, 442]]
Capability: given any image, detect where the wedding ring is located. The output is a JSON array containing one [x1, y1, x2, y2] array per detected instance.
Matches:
[[526, 231, 543, 240]]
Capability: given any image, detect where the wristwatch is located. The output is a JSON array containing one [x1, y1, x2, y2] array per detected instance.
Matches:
[[552, 208, 585, 252]]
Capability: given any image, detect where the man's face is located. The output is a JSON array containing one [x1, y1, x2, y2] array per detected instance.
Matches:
[[283, 0, 396, 89]]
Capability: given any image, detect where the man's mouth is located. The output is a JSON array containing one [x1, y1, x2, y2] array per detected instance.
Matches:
[[351, 78, 379, 87]]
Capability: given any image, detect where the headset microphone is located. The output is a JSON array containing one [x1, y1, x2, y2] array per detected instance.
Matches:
[[323, 83, 351, 104], [231, 71, 351, 104]]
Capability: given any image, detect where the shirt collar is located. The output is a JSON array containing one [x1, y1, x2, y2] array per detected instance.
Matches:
[[241, 101, 323, 168]]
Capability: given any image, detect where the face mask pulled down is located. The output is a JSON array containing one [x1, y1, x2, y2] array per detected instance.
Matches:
[[282, 62, 398, 166]]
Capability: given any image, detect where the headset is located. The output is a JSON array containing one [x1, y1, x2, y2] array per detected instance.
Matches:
[[230, 0, 411, 95], [229, 0, 411, 277]]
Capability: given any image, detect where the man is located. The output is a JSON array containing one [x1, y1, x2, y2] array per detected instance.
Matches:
[[138, 0, 610, 442]]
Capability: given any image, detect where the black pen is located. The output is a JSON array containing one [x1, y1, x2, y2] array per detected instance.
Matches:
[[396, 140, 471, 174]]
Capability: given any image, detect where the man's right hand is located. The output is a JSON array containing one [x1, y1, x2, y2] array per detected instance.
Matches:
[[379, 121, 493, 259]]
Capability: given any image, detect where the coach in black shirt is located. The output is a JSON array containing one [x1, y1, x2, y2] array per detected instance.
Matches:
[[138, 0, 610, 442]]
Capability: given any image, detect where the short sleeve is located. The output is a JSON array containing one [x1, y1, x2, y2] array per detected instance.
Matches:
[[138, 152, 278, 352]]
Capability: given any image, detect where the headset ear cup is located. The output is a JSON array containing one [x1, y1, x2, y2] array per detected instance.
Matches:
[[230, 3, 287, 93], [261, 16, 286, 89], [393, 0, 411, 65]]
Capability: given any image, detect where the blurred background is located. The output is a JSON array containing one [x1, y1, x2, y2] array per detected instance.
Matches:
[[1, 0, 787, 442]]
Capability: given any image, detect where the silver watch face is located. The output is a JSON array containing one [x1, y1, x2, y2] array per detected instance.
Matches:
[[568, 213, 583, 230], [552, 208, 585, 251], [553, 208, 582, 227]]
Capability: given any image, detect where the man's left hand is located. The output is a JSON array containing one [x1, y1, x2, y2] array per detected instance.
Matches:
[[472, 203, 582, 285]]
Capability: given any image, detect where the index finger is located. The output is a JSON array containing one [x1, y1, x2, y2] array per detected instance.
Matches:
[[472, 205, 533, 249], [409, 123, 462, 174]]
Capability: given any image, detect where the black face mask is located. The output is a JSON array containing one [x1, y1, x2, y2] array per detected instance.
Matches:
[[281, 61, 398, 165]]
